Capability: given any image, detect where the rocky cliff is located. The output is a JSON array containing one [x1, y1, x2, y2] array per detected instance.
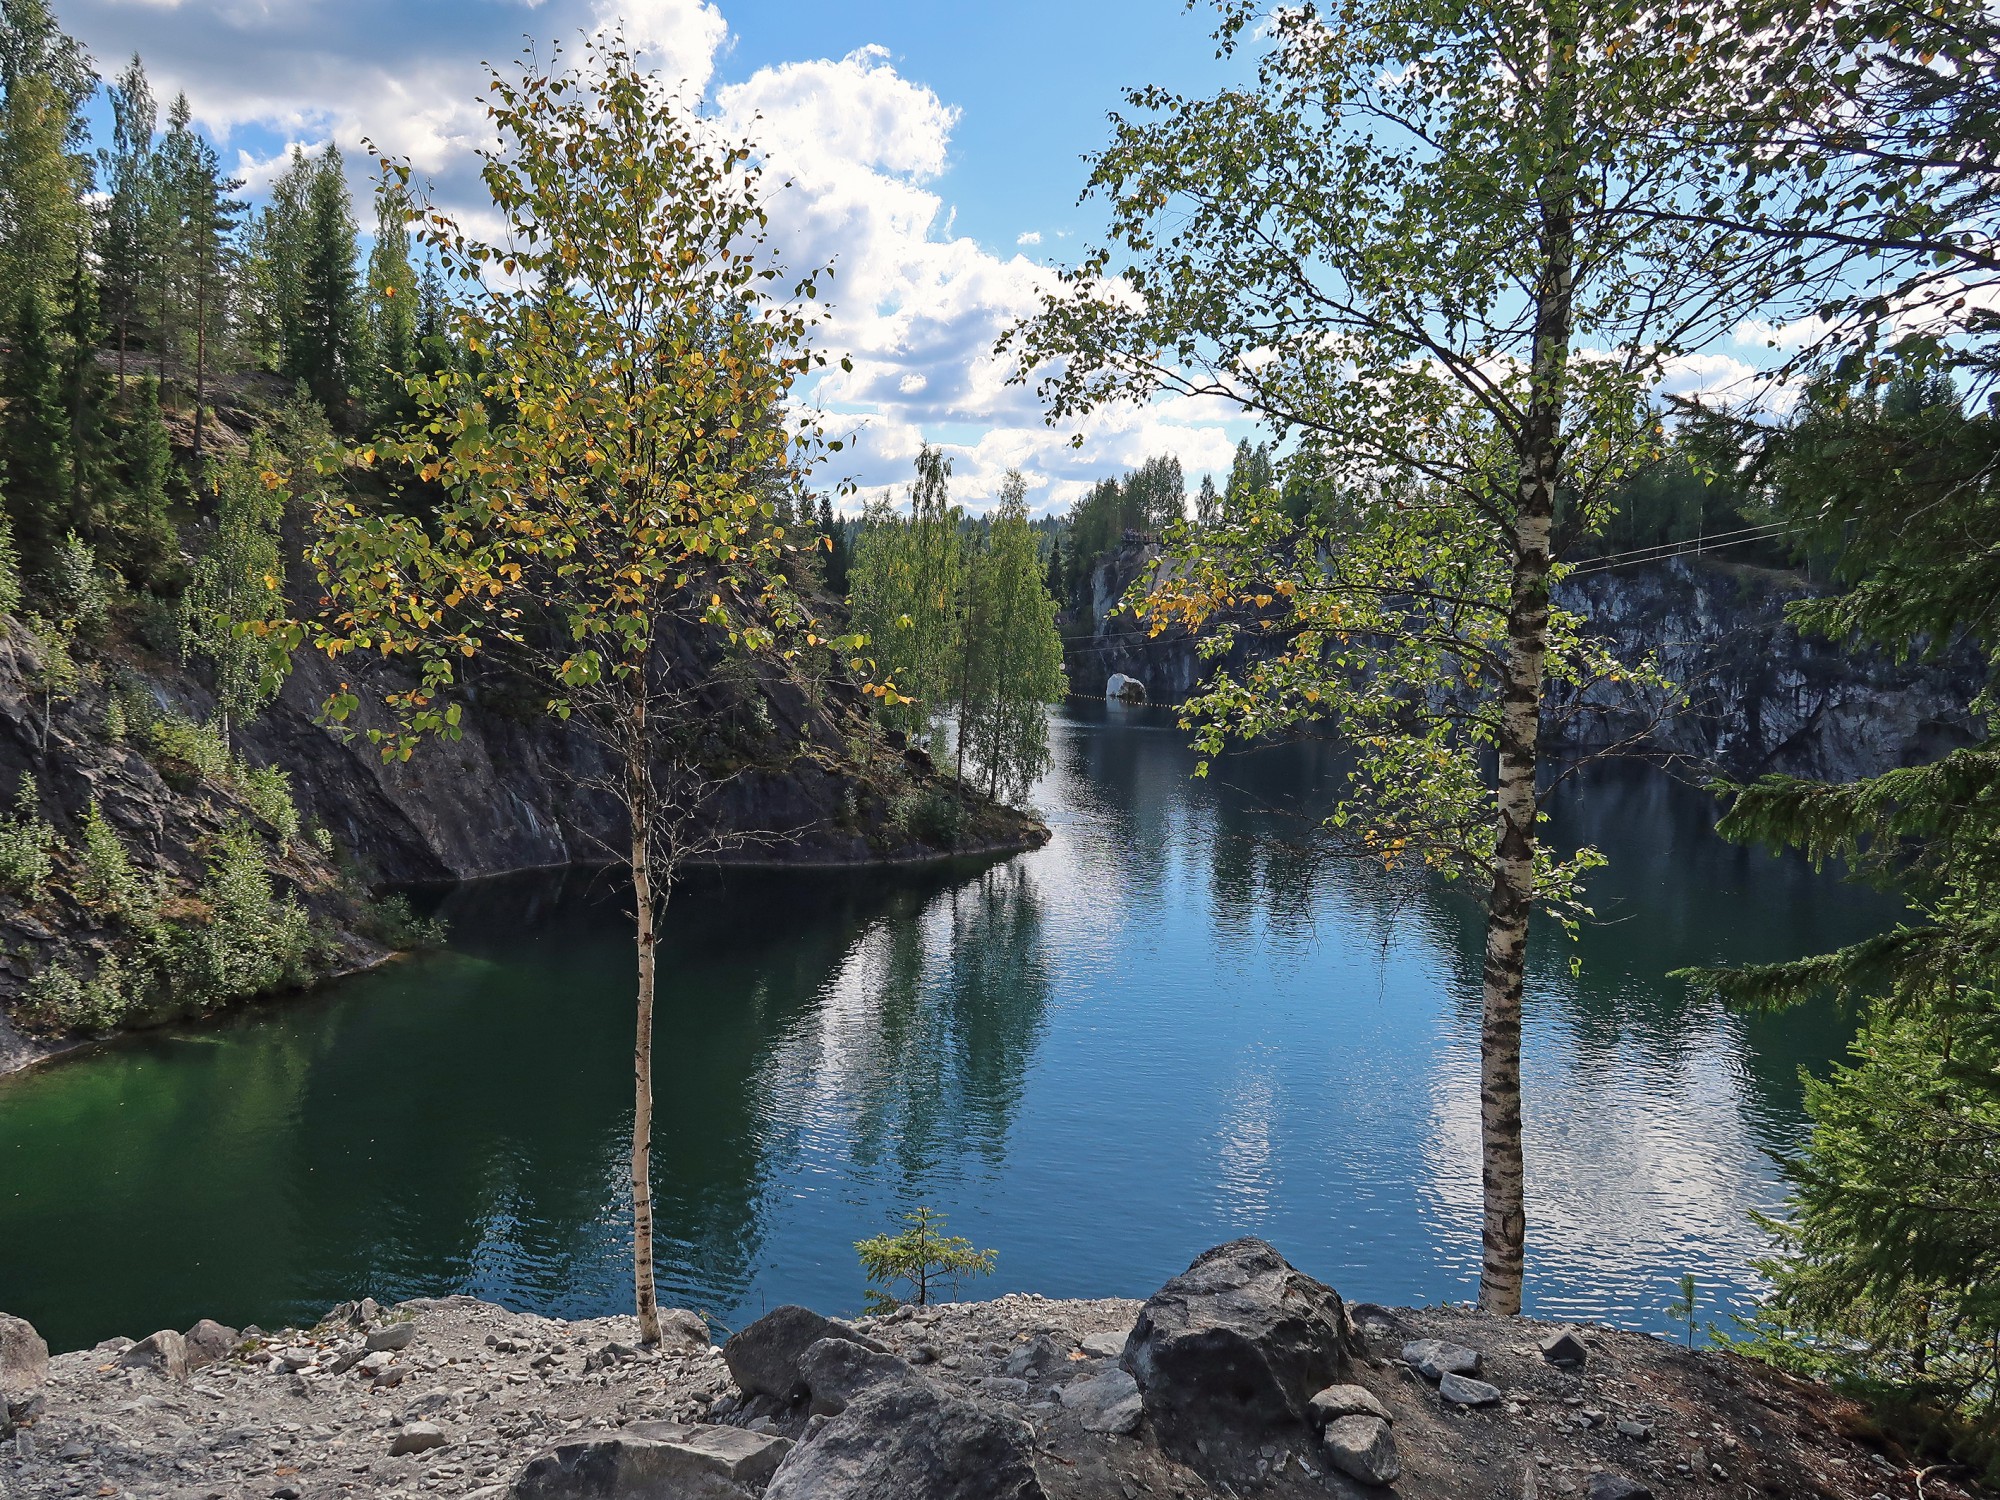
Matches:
[[1064, 546, 1987, 782], [0, 613, 1045, 1075]]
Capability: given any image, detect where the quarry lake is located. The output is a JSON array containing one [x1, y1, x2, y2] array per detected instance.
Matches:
[[0, 702, 1891, 1353]]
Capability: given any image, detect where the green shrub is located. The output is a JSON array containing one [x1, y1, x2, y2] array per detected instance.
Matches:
[[896, 788, 965, 849], [15, 955, 131, 1035], [103, 695, 127, 741], [167, 823, 322, 1009], [144, 711, 232, 782], [236, 762, 300, 850], [363, 892, 450, 950], [0, 775, 56, 900], [75, 801, 147, 915], [0, 510, 20, 620], [855, 1206, 996, 1313], [51, 532, 111, 643]]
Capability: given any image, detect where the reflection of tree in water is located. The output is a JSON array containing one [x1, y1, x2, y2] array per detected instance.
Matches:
[[768, 860, 1053, 1189]]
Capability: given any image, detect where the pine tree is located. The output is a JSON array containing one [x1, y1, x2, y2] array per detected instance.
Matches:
[[0, 290, 67, 570], [95, 55, 154, 391], [1044, 531, 1064, 604], [148, 98, 241, 466]]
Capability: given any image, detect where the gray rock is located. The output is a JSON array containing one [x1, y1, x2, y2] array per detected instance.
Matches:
[[798, 1337, 918, 1417], [621, 1424, 793, 1484], [1003, 1334, 1064, 1380], [366, 1322, 416, 1352], [1060, 1369, 1143, 1436], [1123, 1238, 1358, 1486], [764, 1379, 1045, 1500], [183, 1319, 239, 1370], [723, 1306, 884, 1404], [120, 1330, 189, 1378], [0, 1314, 49, 1394], [1401, 1338, 1481, 1381], [1323, 1414, 1401, 1486], [1615, 1418, 1654, 1441], [389, 1421, 448, 1456], [510, 1432, 759, 1500], [657, 1308, 710, 1348], [1309, 1384, 1393, 1426], [1540, 1328, 1589, 1367], [1078, 1330, 1128, 1361], [1587, 1475, 1654, 1500], [1438, 1372, 1501, 1407]]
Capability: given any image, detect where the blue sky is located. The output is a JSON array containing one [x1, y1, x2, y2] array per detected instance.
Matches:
[[54, 0, 1264, 512]]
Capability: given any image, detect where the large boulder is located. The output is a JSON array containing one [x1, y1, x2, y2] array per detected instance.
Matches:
[[724, 1306, 883, 1404], [183, 1319, 240, 1370], [0, 1314, 49, 1395], [763, 1379, 1046, 1500], [119, 1329, 189, 1378], [510, 1426, 791, 1500], [799, 1337, 918, 1417], [1123, 1238, 1358, 1485]]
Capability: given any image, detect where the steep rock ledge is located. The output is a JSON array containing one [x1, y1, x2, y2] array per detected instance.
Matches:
[[0, 619, 1047, 1076], [1064, 548, 1986, 783]]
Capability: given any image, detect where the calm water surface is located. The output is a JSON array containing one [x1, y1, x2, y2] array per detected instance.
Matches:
[[0, 703, 1889, 1352]]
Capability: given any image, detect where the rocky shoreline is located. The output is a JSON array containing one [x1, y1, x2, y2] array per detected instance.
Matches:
[[0, 1240, 1972, 1500]]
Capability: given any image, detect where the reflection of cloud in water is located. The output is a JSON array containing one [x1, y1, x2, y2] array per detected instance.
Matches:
[[1421, 998, 1789, 1326], [749, 863, 1055, 1191]]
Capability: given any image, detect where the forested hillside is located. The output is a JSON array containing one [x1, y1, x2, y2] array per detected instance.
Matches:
[[0, 2, 1043, 1073]]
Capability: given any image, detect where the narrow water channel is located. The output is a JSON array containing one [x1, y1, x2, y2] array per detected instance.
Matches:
[[0, 702, 1888, 1352]]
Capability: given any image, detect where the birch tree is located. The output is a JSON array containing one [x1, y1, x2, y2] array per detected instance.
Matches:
[[300, 37, 848, 1343], [847, 446, 967, 756], [1009, 0, 1774, 1312]]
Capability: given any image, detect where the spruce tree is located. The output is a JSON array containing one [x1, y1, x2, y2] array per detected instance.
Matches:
[[57, 248, 118, 535], [293, 145, 359, 413], [0, 0, 93, 311], [362, 177, 418, 428], [117, 375, 175, 583], [0, 291, 67, 569]]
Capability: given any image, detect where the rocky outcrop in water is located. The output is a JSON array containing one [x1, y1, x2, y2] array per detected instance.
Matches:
[[1065, 546, 1986, 783], [0, 1241, 1968, 1500]]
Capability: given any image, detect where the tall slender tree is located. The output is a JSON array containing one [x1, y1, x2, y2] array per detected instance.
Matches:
[[96, 55, 155, 391], [361, 176, 418, 428], [0, 0, 92, 317], [847, 446, 968, 754], [1011, 0, 1780, 1311], [303, 39, 846, 1343], [294, 145, 359, 413], [0, 291, 66, 569], [961, 473, 1067, 800]]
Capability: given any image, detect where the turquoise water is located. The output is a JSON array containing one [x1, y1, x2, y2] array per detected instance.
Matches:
[[0, 702, 1884, 1352]]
